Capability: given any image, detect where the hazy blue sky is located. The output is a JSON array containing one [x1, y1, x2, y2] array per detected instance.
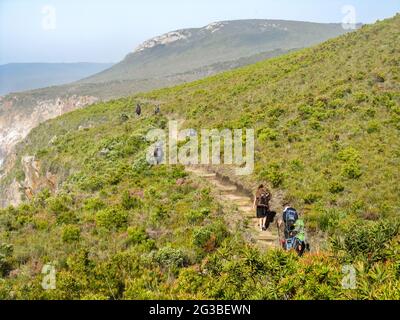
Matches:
[[1, 0, 399, 64]]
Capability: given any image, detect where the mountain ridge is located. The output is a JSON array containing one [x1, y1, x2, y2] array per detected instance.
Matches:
[[83, 19, 356, 83]]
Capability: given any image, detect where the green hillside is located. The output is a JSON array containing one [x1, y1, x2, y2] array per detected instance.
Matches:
[[0, 15, 399, 300], [141, 15, 400, 223], [0, 19, 351, 171]]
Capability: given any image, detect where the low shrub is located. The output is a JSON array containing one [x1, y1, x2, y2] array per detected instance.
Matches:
[[96, 207, 128, 231], [83, 198, 106, 212], [303, 192, 321, 204], [185, 208, 210, 224], [258, 128, 278, 141], [193, 221, 228, 252], [342, 162, 362, 179], [62, 225, 81, 243], [121, 191, 142, 210], [127, 226, 149, 245], [329, 181, 345, 194], [154, 247, 188, 271]]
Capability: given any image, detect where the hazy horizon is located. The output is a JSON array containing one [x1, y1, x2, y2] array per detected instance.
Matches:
[[1, 0, 399, 65]]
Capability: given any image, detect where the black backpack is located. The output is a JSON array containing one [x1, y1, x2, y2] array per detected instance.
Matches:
[[258, 191, 270, 206], [136, 104, 142, 116]]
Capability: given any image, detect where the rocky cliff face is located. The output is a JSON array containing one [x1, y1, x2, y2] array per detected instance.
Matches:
[[0, 155, 58, 208], [0, 94, 98, 170], [0, 94, 97, 207]]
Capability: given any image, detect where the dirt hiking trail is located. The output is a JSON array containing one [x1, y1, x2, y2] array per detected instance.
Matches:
[[186, 166, 280, 249]]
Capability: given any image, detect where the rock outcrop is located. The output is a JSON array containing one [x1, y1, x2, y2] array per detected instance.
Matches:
[[134, 30, 192, 53], [0, 155, 58, 208], [0, 94, 98, 170]]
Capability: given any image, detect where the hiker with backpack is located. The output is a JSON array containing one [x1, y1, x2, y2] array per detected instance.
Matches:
[[153, 142, 164, 165], [278, 206, 309, 256], [252, 184, 271, 231], [279, 206, 299, 239], [136, 103, 142, 116], [154, 105, 160, 115]]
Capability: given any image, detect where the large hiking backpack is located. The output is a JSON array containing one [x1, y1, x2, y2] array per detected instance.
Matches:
[[284, 236, 305, 256], [284, 208, 298, 226], [283, 208, 298, 239]]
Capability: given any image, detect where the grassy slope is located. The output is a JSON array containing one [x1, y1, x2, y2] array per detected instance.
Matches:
[[0, 15, 400, 299], [139, 15, 400, 228]]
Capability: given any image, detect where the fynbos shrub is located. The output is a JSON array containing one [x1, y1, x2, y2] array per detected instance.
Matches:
[[96, 207, 128, 230], [62, 225, 81, 243]]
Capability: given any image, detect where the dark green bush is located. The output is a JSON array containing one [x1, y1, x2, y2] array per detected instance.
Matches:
[[83, 198, 106, 212], [96, 207, 128, 230], [329, 181, 345, 194], [79, 175, 104, 192], [0, 243, 14, 277], [367, 120, 380, 133], [342, 161, 362, 179], [57, 211, 78, 225], [258, 128, 278, 141], [47, 196, 72, 214]]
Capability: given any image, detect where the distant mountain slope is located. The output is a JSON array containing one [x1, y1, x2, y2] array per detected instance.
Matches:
[[82, 19, 354, 83], [0, 63, 113, 95], [0, 19, 356, 169]]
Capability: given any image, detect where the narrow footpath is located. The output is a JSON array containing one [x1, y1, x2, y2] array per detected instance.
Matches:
[[186, 166, 280, 249]]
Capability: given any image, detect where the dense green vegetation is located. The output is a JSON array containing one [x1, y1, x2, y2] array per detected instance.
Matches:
[[141, 14, 400, 230], [0, 15, 400, 299]]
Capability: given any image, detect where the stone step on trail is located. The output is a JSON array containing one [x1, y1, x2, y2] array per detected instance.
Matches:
[[202, 173, 218, 178], [224, 194, 251, 202], [258, 233, 277, 241], [257, 240, 278, 248], [195, 172, 217, 178], [238, 205, 253, 213], [229, 199, 250, 206], [211, 183, 237, 193]]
